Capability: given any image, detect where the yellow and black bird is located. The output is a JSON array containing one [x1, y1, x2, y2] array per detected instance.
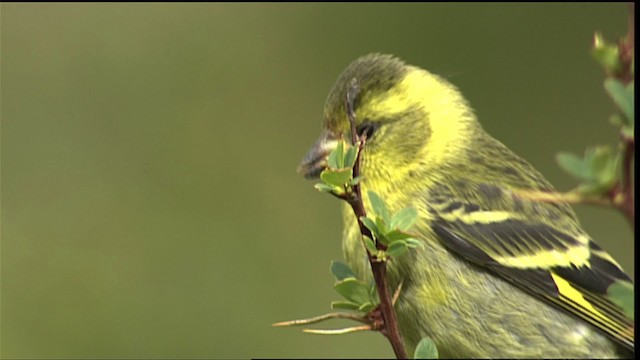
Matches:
[[298, 54, 634, 358]]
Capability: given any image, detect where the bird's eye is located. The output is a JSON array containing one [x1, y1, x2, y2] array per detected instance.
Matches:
[[356, 122, 377, 140]]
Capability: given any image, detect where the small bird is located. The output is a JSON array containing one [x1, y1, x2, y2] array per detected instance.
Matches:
[[298, 54, 634, 358]]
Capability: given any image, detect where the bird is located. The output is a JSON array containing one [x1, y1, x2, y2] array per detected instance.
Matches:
[[297, 53, 634, 358]]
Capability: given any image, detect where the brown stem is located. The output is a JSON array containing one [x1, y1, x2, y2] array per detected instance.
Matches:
[[344, 79, 408, 359], [615, 3, 634, 84], [617, 3, 634, 230], [620, 136, 635, 231]]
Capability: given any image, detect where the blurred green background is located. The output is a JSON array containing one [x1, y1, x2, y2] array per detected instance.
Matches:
[[1, 3, 633, 359]]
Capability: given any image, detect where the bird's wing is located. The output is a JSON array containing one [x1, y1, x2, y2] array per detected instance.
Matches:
[[426, 181, 634, 351]]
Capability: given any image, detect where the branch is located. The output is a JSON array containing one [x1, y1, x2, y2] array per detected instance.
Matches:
[[619, 135, 635, 230], [272, 312, 370, 327], [618, 4, 635, 230], [342, 78, 408, 359]]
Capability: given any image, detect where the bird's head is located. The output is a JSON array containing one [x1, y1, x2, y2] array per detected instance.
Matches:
[[298, 53, 478, 189]]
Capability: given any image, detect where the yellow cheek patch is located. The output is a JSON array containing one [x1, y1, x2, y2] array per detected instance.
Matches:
[[362, 69, 474, 167]]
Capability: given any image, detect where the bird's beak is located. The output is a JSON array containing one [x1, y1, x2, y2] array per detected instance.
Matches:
[[297, 130, 339, 179]]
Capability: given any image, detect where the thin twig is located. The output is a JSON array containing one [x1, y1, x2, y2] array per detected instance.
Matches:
[[303, 325, 372, 335], [272, 312, 370, 327], [618, 2, 634, 84], [612, 4, 635, 231], [344, 79, 408, 359]]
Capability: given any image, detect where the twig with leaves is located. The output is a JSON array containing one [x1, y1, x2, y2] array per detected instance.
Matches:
[[276, 6, 633, 359], [516, 3, 635, 326], [274, 79, 439, 359], [516, 7, 635, 231]]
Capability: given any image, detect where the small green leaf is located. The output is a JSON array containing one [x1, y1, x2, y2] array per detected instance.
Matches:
[[358, 302, 375, 313], [360, 216, 379, 237], [330, 300, 360, 311], [336, 141, 345, 168], [591, 32, 622, 74], [327, 141, 345, 169], [557, 152, 592, 180], [330, 261, 357, 281], [368, 191, 391, 223], [557, 148, 621, 195], [390, 207, 418, 230], [320, 168, 352, 187], [597, 151, 620, 188], [363, 235, 378, 254], [314, 183, 340, 193], [607, 280, 634, 320], [588, 146, 612, 174], [414, 337, 439, 359], [576, 146, 620, 194], [604, 79, 634, 122], [386, 241, 408, 258], [375, 216, 388, 239], [334, 278, 371, 304], [344, 143, 359, 168], [350, 175, 365, 185], [385, 230, 413, 242]]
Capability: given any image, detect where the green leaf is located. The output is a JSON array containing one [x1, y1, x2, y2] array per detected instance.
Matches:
[[557, 148, 622, 195], [587, 147, 609, 173], [604, 79, 634, 122], [414, 337, 439, 359], [557, 152, 592, 180], [591, 32, 622, 74], [327, 141, 344, 169], [320, 168, 352, 187], [607, 280, 634, 320], [314, 183, 340, 193], [350, 175, 365, 185], [360, 216, 379, 237], [363, 235, 378, 254], [344, 143, 359, 168], [386, 241, 408, 258], [368, 191, 391, 223], [385, 230, 413, 242], [334, 278, 371, 304], [330, 261, 357, 281], [375, 216, 388, 239], [390, 207, 418, 231], [597, 151, 620, 188], [358, 302, 375, 313], [330, 300, 360, 311], [578, 146, 620, 194]]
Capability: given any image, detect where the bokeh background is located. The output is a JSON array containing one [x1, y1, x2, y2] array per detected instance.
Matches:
[[1, 3, 633, 359]]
